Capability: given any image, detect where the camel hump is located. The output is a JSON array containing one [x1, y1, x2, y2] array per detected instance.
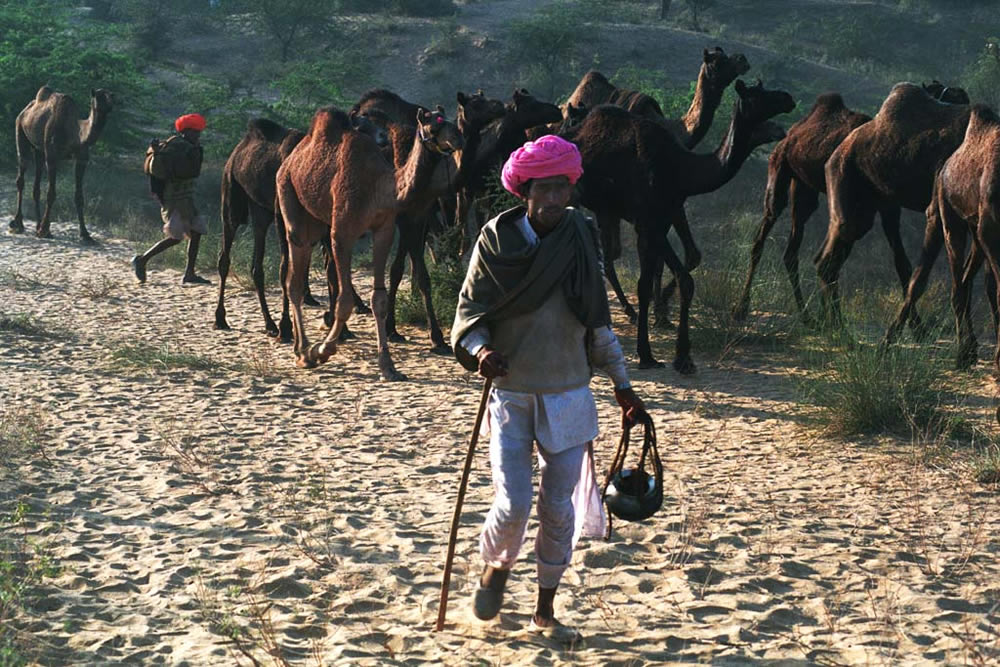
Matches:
[[580, 70, 611, 87], [967, 104, 1000, 135], [356, 88, 403, 109], [309, 106, 353, 140], [812, 92, 847, 112], [35, 85, 54, 102], [247, 117, 289, 143], [279, 129, 306, 159]]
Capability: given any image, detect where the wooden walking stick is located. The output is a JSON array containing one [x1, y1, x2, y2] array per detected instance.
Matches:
[[436, 377, 492, 632]]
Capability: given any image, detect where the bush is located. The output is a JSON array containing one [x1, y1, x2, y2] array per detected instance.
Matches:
[[963, 38, 1000, 110], [506, 1, 597, 101]]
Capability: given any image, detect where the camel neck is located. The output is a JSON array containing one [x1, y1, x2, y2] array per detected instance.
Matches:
[[676, 107, 754, 197], [396, 133, 444, 211], [80, 104, 109, 146], [681, 68, 724, 149]]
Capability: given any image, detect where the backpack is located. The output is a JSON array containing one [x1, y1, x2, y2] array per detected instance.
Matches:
[[143, 135, 202, 181]]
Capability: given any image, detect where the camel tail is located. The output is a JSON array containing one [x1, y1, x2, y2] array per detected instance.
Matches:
[[220, 164, 249, 233]]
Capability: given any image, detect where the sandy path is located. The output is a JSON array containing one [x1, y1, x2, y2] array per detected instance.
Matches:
[[1, 229, 998, 665]]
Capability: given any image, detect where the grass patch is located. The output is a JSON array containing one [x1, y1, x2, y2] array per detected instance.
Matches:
[[109, 342, 221, 373], [0, 404, 49, 470], [798, 340, 947, 437], [0, 313, 61, 339], [0, 499, 61, 666]]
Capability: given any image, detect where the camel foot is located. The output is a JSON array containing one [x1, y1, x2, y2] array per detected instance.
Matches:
[[35, 229, 52, 239], [389, 332, 407, 344], [214, 319, 232, 332], [637, 358, 665, 370], [379, 363, 407, 382], [8, 220, 24, 234], [278, 318, 293, 343], [956, 343, 978, 370], [355, 303, 372, 316], [311, 341, 337, 364], [731, 303, 750, 323], [673, 357, 697, 375], [131, 255, 147, 284], [338, 327, 355, 342], [429, 343, 452, 355], [321, 311, 334, 329], [624, 306, 638, 324], [264, 322, 279, 337], [296, 355, 318, 369], [303, 293, 322, 307], [80, 233, 97, 246]]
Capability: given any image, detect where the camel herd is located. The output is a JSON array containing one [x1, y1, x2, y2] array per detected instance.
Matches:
[[10, 47, 1000, 382]]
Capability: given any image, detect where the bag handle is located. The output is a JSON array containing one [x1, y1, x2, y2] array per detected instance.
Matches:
[[601, 414, 659, 539]]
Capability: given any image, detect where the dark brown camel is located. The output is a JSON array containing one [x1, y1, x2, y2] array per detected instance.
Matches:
[[921, 105, 1000, 372], [214, 113, 385, 337], [455, 88, 563, 255], [562, 80, 795, 372], [524, 102, 590, 141], [276, 106, 463, 379], [817, 83, 971, 334], [10, 86, 113, 243], [353, 88, 506, 351], [735, 83, 971, 325], [565, 47, 750, 149]]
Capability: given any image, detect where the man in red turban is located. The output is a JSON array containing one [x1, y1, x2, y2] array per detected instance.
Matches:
[[451, 135, 648, 642], [132, 114, 209, 285]]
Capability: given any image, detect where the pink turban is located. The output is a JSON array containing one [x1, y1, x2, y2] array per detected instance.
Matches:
[[175, 113, 206, 132], [501, 135, 583, 199]]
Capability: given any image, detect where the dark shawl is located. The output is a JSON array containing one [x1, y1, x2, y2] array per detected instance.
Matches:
[[451, 206, 612, 371]]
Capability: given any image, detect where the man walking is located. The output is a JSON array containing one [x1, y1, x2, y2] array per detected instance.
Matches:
[[132, 113, 209, 285], [451, 135, 648, 641]]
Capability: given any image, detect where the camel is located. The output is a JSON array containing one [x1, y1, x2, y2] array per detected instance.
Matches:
[[562, 80, 795, 372], [214, 112, 386, 337], [454, 88, 563, 254], [922, 105, 1000, 372], [733, 82, 970, 324], [566, 47, 750, 149], [353, 88, 506, 351], [816, 82, 972, 335], [10, 86, 113, 243], [524, 102, 590, 141], [275, 106, 464, 379]]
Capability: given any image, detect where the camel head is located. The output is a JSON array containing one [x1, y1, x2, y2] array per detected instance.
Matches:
[[733, 79, 796, 129], [348, 109, 390, 147], [457, 89, 506, 130], [416, 105, 464, 155], [702, 47, 751, 92], [90, 88, 114, 115], [560, 103, 590, 132], [922, 80, 971, 105], [509, 88, 563, 129]]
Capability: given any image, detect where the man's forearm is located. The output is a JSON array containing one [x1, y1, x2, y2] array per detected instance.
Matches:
[[460, 325, 491, 357], [591, 326, 628, 388]]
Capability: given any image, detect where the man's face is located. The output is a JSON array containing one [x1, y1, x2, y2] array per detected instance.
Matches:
[[182, 129, 202, 145], [525, 175, 573, 235]]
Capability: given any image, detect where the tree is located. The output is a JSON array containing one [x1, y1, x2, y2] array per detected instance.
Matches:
[[660, 0, 671, 20], [684, 0, 715, 32], [234, 0, 338, 62]]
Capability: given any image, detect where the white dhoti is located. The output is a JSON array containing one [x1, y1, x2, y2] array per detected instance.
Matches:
[[479, 387, 607, 589]]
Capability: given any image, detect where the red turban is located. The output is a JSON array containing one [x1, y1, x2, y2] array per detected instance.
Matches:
[[501, 134, 583, 199], [175, 113, 206, 132]]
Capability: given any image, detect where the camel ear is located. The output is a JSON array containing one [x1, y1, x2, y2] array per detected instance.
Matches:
[[436, 104, 445, 114], [417, 109, 429, 123]]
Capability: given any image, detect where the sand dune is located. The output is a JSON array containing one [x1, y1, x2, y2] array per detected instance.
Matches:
[[1, 229, 998, 665]]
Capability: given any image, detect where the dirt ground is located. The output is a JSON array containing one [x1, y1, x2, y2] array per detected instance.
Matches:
[[1, 227, 999, 665]]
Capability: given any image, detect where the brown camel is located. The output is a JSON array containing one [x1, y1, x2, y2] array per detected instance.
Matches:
[[566, 47, 750, 149], [524, 102, 590, 141], [214, 113, 386, 337], [733, 81, 970, 325], [275, 106, 464, 379], [816, 82, 971, 334], [353, 88, 506, 351], [10, 86, 113, 243], [907, 105, 1000, 371], [562, 80, 795, 372], [454, 88, 563, 255]]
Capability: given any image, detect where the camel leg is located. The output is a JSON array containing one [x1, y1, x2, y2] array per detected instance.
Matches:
[[10, 130, 30, 233], [371, 219, 406, 381], [386, 216, 409, 343], [409, 214, 450, 354], [250, 203, 279, 336], [276, 207, 294, 344], [31, 150, 43, 227], [635, 228, 664, 370], [941, 203, 978, 369], [660, 230, 695, 375], [815, 200, 875, 328], [213, 219, 239, 332], [74, 153, 95, 244], [977, 219, 1000, 376], [883, 198, 946, 347], [734, 161, 792, 322], [302, 242, 322, 308], [37, 155, 57, 239], [320, 237, 356, 342], [287, 237, 315, 367], [215, 173, 247, 332], [784, 179, 819, 324], [601, 216, 637, 322], [878, 205, 927, 339]]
